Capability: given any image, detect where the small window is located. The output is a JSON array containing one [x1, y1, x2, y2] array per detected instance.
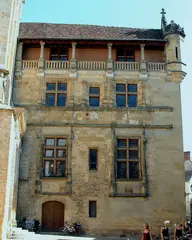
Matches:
[[116, 83, 137, 108], [50, 46, 68, 61], [116, 49, 134, 62], [45, 83, 67, 107], [89, 149, 98, 170], [89, 201, 97, 218], [89, 87, 100, 107], [175, 47, 178, 59]]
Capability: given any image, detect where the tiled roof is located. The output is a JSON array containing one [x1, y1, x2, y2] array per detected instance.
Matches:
[[19, 22, 163, 41]]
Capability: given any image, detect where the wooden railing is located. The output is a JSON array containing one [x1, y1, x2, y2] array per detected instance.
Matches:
[[22, 60, 38, 69], [147, 62, 166, 71], [114, 62, 140, 71], [45, 61, 70, 69], [21, 60, 167, 72], [77, 61, 106, 70]]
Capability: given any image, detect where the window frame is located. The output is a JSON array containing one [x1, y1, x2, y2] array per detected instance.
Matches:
[[89, 148, 98, 171], [116, 137, 141, 181], [116, 48, 135, 62], [116, 83, 138, 108], [43, 136, 68, 178], [89, 200, 97, 218], [45, 82, 67, 107], [89, 87, 100, 107], [50, 46, 69, 61]]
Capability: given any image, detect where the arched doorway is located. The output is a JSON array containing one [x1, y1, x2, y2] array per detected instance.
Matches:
[[42, 201, 64, 232]]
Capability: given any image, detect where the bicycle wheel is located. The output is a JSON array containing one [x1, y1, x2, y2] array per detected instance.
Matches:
[[59, 227, 68, 235]]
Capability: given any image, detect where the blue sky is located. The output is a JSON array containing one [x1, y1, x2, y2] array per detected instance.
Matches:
[[21, 0, 192, 154]]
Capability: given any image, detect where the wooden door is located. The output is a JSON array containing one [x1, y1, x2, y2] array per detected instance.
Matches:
[[42, 201, 64, 232]]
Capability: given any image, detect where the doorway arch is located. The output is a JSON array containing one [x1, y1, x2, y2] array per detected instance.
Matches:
[[42, 201, 64, 232]]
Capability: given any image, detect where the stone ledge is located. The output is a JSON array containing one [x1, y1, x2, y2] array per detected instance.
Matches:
[[14, 104, 174, 112]]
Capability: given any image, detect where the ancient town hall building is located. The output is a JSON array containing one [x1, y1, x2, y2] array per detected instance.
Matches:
[[0, 1, 187, 238]]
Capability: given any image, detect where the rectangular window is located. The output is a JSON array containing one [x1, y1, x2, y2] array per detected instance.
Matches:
[[175, 47, 178, 59], [116, 49, 134, 62], [116, 138, 140, 180], [43, 137, 67, 177], [45, 83, 67, 107], [89, 87, 100, 107], [89, 201, 97, 218], [89, 149, 98, 170], [50, 47, 68, 61], [116, 83, 137, 107]]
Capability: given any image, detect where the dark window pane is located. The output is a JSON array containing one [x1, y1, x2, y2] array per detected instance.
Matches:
[[89, 87, 100, 95], [47, 83, 56, 91], [116, 94, 126, 107], [56, 161, 65, 177], [116, 84, 125, 92], [57, 93, 66, 106], [44, 160, 54, 177], [57, 138, 67, 146], [129, 139, 139, 148], [129, 150, 138, 159], [89, 201, 96, 218], [89, 149, 98, 170], [126, 50, 133, 57], [117, 150, 127, 159], [45, 138, 55, 146], [128, 94, 137, 107], [56, 149, 66, 158], [117, 49, 124, 56], [44, 149, 54, 158], [129, 162, 139, 179], [89, 97, 100, 107], [117, 162, 127, 179], [117, 139, 127, 148], [46, 93, 55, 106], [51, 47, 58, 54], [58, 83, 67, 91], [127, 84, 137, 92]]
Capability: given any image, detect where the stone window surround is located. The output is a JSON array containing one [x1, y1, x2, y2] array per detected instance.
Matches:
[[115, 136, 143, 182], [44, 80, 68, 106], [89, 148, 98, 171], [114, 79, 143, 107], [89, 200, 97, 218], [42, 135, 69, 178], [83, 81, 104, 107]]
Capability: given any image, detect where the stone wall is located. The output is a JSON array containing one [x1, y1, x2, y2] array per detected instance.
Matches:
[[14, 65, 185, 235]]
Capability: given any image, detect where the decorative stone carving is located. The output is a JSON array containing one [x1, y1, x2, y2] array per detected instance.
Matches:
[[0, 65, 9, 105], [161, 8, 185, 38]]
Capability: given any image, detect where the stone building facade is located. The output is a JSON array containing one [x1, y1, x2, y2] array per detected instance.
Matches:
[[0, 4, 187, 238], [12, 10, 187, 235]]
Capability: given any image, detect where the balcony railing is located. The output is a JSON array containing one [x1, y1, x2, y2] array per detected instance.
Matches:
[[77, 61, 106, 70], [147, 62, 166, 71], [45, 61, 70, 69], [22, 60, 38, 69], [21, 60, 166, 72], [114, 62, 140, 71]]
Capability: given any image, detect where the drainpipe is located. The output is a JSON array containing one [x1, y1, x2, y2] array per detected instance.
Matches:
[[142, 124, 149, 197]]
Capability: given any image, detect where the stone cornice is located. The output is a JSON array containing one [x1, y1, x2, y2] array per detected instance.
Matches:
[[14, 104, 174, 112]]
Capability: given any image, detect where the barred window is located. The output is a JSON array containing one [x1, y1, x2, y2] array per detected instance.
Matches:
[[43, 137, 67, 177], [116, 83, 137, 107], [89, 149, 98, 170], [46, 83, 67, 106], [116, 138, 140, 180]]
